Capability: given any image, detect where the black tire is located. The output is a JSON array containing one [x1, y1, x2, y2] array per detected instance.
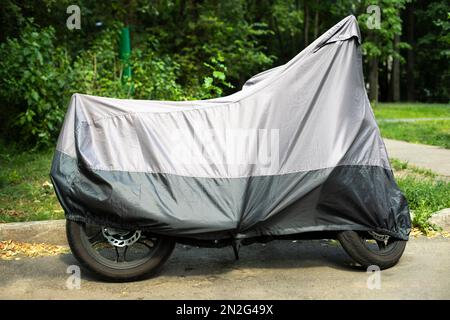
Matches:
[[337, 230, 407, 270], [66, 220, 175, 282]]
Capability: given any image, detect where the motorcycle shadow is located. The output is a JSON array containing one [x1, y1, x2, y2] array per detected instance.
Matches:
[[58, 239, 360, 283], [161, 239, 361, 278]]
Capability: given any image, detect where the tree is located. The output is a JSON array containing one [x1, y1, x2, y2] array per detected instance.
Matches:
[[411, 0, 450, 102], [1, 0, 449, 146], [356, 0, 409, 103]]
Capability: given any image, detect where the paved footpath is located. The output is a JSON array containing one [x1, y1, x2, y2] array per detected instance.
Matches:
[[384, 138, 450, 178], [0, 236, 449, 299]]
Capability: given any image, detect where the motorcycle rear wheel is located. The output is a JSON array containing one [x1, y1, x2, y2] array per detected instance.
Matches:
[[66, 220, 175, 282], [337, 230, 407, 270]]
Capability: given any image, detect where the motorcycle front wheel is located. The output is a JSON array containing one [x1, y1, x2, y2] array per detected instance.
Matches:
[[337, 230, 407, 270], [66, 220, 175, 282]]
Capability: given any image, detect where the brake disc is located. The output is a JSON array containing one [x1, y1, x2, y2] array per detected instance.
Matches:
[[368, 231, 390, 242], [102, 227, 141, 247]]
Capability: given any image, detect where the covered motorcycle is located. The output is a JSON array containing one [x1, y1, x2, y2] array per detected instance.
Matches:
[[51, 16, 411, 281]]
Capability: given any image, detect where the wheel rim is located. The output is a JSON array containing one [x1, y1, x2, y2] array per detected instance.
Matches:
[[80, 223, 162, 270], [358, 231, 399, 256]]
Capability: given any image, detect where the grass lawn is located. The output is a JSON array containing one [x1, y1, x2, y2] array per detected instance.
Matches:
[[374, 103, 450, 149], [0, 144, 63, 223], [379, 120, 450, 149], [373, 103, 450, 119], [390, 158, 450, 233]]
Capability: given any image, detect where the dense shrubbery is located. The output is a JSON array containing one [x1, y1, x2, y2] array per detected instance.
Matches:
[[70, 30, 185, 100], [0, 0, 448, 147], [0, 2, 277, 148], [0, 23, 71, 147], [0, 24, 240, 147]]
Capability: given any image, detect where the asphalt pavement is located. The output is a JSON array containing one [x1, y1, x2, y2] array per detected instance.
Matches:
[[1, 236, 449, 299]]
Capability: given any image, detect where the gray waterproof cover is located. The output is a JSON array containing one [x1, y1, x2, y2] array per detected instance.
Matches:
[[51, 16, 411, 240]]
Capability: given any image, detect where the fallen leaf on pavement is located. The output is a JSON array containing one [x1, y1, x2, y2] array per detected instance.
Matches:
[[0, 240, 69, 260]]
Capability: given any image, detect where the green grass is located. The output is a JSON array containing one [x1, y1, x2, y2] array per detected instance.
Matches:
[[378, 120, 450, 149], [390, 158, 450, 233], [374, 103, 450, 148], [373, 103, 450, 119], [0, 144, 63, 223], [390, 158, 436, 178]]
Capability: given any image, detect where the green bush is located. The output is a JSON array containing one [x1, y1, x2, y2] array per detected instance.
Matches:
[[70, 29, 190, 101], [0, 22, 260, 148], [397, 175, 450, 231], [69, 27, 126, 99], [199, 53, 234, 99], [130, 47, 185, 101], [0, 26, 191, 147], [0, 22, 71, 147]]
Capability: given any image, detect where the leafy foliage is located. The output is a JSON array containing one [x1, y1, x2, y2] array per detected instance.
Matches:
[[70, 28, 185, 100], [0, 22, 71, 147], [397, 176, 450, 232], [414, 0, 450, 101], [390, 158, 450, 233], [358, 0, 409, 60], [200, 53, 234, 99], [0, 0, 448, 147]]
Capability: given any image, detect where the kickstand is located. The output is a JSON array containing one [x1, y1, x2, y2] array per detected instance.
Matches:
[[231, 238, 242, 260]]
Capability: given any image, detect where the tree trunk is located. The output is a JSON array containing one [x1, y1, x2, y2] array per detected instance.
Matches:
[[406, 4, 415, 101], [392, 35, 400, 102], [272, 16, 284, 59], [294, 0, 300, 53], [369, 57, 379, 103], [304, 1, 309, 47], [178, 0, 186, 20], [383, 60, 390, 102], [313, 6, 319, 39]]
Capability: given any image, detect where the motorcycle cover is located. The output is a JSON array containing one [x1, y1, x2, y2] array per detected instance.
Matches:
[[51, 16, 411, 240]]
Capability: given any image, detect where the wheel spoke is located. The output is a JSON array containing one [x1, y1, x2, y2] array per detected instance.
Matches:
[[376, 240, 386, 250], [137, 239, 155, 250], [123, 246, 128, 262], [114, 246, 120, 263], [83, 226, 153, 265]]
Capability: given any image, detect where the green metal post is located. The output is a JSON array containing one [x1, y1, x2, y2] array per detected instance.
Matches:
[[119, 27, 131, 81]]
